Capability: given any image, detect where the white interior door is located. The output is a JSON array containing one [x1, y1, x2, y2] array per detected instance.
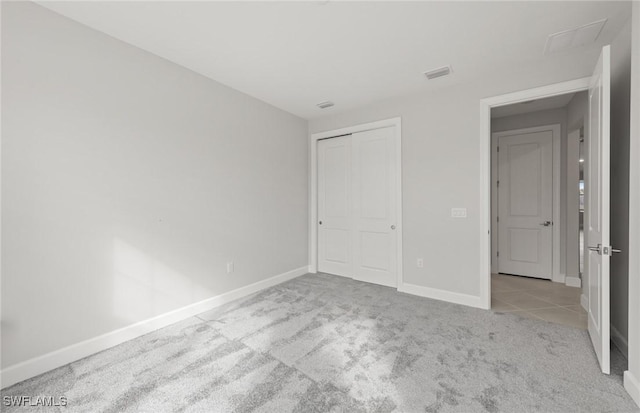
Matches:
[[586, 45, 611, 375], [318, 136, 352, 277], [351, 127, 397, 287], [498, 130, 553, 279]]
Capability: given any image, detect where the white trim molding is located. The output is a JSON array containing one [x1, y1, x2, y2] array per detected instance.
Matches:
[[0, 266, 308, 389], [565, 276, 582, 288], [398, 282, 484, 309], [309, 117, 403, 287], [625, 371, 640, 408], [479, 77, 591, 310], [581, 293, 589, 312]]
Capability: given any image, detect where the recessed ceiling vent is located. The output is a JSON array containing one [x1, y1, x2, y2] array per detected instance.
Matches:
[[423, 65, 452, 80], [316, 101, 334, 109], [544, 18, 607, 55]]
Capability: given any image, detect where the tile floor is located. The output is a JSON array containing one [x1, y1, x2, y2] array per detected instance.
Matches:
[[491, 273, 587, 329]]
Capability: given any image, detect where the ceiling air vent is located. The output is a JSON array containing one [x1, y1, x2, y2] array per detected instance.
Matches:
[[423, 65, 452, 80], [544, 19, 607, 55], [316, 101, 334, 109]]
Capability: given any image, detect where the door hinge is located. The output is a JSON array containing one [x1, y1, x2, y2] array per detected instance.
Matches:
[[497, 216, 499, 222], [497, 251, 500, 257], [497, 180, 500, 188], [497, 146, 500, 152]]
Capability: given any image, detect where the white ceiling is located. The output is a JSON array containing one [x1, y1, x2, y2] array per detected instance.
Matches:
[[37, 1, 631, 120], [491, 93, 576, 118]]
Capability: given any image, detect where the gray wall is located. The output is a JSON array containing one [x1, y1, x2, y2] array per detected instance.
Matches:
[[310, 47, 608, 299], [1, 2, 308, 368], [627, 1, 640, 400], [491, 108, 569, 279], [609, 20, 632, 353], [567, 92, 588, 133]]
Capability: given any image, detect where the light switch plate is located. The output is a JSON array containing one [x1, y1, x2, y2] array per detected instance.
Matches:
[[451, 208, 467, 218]]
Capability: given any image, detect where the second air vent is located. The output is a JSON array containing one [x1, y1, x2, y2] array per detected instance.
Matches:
[[424, 65, 452, 80], [316, 101, 334, 109]]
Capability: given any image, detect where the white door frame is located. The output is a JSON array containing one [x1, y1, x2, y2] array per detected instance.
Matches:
[[491, 124, 562, 282], [480, 78, 590, 309], [309, 117, 403, 287]]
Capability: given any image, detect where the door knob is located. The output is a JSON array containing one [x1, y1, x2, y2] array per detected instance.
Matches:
[[540, 221, 552, 226], [319, 221, 322, 225], [391, 225, 396, 230]]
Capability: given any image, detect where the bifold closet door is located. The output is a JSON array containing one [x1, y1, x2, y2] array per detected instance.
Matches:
[[351, 127, 397, 287], [318, 135, 352, 277], [317, 127, 397, 288]]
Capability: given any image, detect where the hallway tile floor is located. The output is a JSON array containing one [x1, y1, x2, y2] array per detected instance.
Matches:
[[491, 273, 587, 329]]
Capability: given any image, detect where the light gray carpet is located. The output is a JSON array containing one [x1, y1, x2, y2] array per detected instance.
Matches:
[[2, 273, 638, 412]]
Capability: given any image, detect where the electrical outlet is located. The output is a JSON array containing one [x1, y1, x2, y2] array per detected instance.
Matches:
[[451, 208, 467, 218], [417, 258, 424, 268], [226, 262, 234, 274]]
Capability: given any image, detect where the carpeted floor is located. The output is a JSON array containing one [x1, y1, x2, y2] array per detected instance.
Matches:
[[2, 273, 638, 412]]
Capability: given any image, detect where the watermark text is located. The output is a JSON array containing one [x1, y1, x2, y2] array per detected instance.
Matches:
[[3, 395, 68, 407]]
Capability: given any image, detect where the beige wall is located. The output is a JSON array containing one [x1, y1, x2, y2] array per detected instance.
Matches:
[[1, 3, 308, 368]]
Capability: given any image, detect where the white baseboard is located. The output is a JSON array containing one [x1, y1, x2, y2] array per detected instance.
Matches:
[[565, 276, 581, 288], [581, 293, 588, 312], [624, 370, 640, 408], [611, 324, 629, 360], [398, 282, 484, 309], [1, 266, 309, 389], [553, 272, 566, 284]]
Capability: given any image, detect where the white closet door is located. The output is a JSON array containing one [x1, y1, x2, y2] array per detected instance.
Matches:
[[351, 127, 397, 287], [318, 136, 352, 277]]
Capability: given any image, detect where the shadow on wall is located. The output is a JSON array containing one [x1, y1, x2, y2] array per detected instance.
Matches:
[[112, 239, 210, 323]]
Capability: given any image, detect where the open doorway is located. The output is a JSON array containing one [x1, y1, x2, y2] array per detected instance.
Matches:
[[489, 91, 588, 330], [481, 46, 618, 376]]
